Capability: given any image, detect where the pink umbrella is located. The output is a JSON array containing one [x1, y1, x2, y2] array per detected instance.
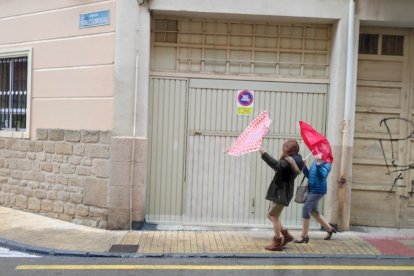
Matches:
[[299, 121, 333, 163], [226, 111, 271, 156]]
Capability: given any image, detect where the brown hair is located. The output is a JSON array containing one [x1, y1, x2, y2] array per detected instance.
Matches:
[[281, 139, 300, 158]]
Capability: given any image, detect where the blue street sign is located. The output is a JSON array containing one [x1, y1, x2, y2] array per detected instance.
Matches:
[[79, 10, 110, 28]]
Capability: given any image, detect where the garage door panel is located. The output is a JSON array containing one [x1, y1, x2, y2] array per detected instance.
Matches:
[[405, 207, 414, 227], [147, 77, 188, 223], [188, 88, 327, 136], [188, 87, 253, 133], [148, 78, 327, 227], [353, 27, 414, 228], [351, 190, 397, 227], [352, 164, 395, 186], [355, 113, 400, 135], [184, 135, 251, 225], [185, 80, 327, 227], [412, 87, 414, 109], [358, 60, 403, 82], [259, 91, 326, 135], [356, 86, 402, 109], [409, 140, 414, 161], [353, 138, 396, 160]]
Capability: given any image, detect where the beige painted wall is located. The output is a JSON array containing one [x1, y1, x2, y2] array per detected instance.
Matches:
[[0, 0, 106, 18], [150, 0, 348, 20], [0, 0, 116, 138], [357, 0, 414, 27], [32, 99, 113, 130]]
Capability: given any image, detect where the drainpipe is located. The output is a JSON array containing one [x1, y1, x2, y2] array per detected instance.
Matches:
[[338, 0, 355, 231]]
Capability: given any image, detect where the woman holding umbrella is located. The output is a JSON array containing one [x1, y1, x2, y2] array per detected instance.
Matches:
[[259, 139, 304, 251], [295, 121, 336, 243], [294, 150, 336, 243]]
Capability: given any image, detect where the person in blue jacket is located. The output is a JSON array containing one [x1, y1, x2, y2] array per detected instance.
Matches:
[[294, 151, 336, 243]]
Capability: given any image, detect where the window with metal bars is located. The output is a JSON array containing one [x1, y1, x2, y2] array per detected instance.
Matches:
[[382, 35, 404, 56], [151, 18, 331, 78], [0, 57, 28, 131], [358, 33, 404, 56], [358, 34, 379, 55]]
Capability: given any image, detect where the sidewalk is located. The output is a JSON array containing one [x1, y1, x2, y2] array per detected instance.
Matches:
[[0, 207, 413, 258]]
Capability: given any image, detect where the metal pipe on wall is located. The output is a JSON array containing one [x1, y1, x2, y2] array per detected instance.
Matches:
[[338, 0, 355, 231]]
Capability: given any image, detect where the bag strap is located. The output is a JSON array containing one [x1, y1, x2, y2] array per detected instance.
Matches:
[[299, 174, 306, 186]]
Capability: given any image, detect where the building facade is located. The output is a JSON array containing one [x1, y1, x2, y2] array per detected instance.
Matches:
[[0, 0, 413, 230]]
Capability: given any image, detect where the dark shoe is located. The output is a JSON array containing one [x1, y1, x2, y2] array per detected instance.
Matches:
[[324, 228, 337, 240], [265, 237, 284, 251], [293, 235, 309, 244], [320, 223, 338, 232], [281, 229, 294, 246]]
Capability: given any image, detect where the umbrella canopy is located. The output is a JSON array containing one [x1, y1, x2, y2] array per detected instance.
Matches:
[[226, 111, 271, 156], [299, 121, 333, 163]]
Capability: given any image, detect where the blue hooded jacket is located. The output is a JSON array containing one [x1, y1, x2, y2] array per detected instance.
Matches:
[[303, 161, 331, 194]]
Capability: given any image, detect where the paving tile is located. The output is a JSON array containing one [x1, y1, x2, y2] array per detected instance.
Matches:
[[125, 228, 409, 256]]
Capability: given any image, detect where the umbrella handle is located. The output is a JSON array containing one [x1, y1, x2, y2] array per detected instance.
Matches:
[[304, 151, 313, 160]]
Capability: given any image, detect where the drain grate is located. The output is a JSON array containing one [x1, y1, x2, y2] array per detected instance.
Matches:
[[109, 244, 139, 253]]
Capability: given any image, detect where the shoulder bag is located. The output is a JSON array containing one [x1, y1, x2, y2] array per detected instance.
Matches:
[[294, 175, 308, 204]]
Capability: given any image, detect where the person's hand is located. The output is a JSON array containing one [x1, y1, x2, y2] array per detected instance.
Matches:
[[314, 151, 322, 164], [259, 147, 265, 155]]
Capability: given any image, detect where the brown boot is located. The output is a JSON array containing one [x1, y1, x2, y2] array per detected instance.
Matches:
[[281, 229, 294, 246], [265, 236, 284, 251]]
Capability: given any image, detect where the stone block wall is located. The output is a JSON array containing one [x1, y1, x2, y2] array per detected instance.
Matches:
[[0, 129, 111, 229]]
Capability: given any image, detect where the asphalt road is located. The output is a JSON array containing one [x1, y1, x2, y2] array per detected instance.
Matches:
[[0, 255, 413, 276]]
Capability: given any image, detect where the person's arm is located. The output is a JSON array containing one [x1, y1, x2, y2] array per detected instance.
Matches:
[[303, 164, 309, 178], [261, 152, 278, 170], [261, 152, 289, 171]]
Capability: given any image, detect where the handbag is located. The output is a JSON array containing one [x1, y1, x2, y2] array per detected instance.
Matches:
[[294, 175, 308, 204]]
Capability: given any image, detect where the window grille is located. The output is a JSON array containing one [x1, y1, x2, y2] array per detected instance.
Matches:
[[358, 33, 404, 56], [358, 34, 379, 55], [151, 18, 331, 78], [381, 35, 404, 56], [0, 57, 28, 130]]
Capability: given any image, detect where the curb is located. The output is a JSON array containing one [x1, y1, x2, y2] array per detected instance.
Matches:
[[0, 237, 133, 258], [1, 237, 413, 259]]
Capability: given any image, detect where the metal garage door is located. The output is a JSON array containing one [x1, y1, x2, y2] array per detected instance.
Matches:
[[147, 16, 331, 227], [352, 27, 414, 228], [147, 77, 328, 227]]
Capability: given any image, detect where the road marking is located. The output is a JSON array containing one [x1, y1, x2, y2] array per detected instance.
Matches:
[[15, 265, 414, 271]]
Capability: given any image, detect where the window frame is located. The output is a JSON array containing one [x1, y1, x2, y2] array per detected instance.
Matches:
[[151, 17, 331, 79], [0, 48, 32, 139], [358, 29, 406, 57]]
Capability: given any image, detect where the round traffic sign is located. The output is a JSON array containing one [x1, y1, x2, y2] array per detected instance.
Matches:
[[237, 90, 254, 106]]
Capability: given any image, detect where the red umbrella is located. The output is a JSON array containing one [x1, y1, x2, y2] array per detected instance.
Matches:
[[299, 121, 333, 163]]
